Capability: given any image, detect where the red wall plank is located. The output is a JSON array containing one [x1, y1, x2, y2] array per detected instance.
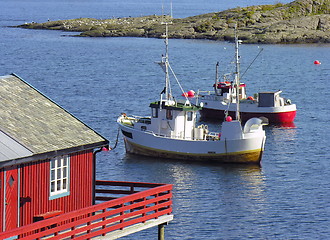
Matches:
[[19, 150, 94, 226], [0, 169, 4, 232], [5, 166, 19, 231]]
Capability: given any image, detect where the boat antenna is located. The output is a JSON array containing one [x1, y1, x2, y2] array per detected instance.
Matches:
[[234, 26, 241, 121], [161, 0, 164, 16], [170, 0, 173, 18], [214, 62, 219, 93]]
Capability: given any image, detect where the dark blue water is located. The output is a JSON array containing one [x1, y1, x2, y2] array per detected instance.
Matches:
[[1, 0, 330, 239]]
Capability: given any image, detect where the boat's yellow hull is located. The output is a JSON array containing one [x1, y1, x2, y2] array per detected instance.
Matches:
[[124, 138, 263, 164]]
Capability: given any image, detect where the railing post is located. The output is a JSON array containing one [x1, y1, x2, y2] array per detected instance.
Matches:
[[87, 212, 91, 236], [130, 185, 135, 212], [142, 197, 146, 223], [155, 193, 159, 219], [71, 218, 75, 239], [120, 203, 124, 230], [102, 209, 106, 236]]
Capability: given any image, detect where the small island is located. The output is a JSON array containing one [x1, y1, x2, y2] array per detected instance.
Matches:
[[17, 0, 329, 44]]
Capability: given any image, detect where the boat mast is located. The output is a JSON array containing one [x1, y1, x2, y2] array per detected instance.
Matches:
[[161, 21, 173, 102], [234, 27, 241, 121]]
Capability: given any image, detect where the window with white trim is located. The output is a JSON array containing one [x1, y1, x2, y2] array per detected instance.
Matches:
[[50, 155, 70, 199]]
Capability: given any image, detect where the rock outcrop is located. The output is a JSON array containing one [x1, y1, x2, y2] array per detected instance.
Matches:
[[17, 0, 330, 43]]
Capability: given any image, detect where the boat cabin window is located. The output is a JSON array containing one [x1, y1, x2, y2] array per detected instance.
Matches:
[[152, 108, 158, 118], [187, 111, 193, 121], [220, 88, 229, 96], [166, 109, 173, 120]]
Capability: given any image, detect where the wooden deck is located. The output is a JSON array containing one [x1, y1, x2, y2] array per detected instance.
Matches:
[[0, 180, 173, 239]]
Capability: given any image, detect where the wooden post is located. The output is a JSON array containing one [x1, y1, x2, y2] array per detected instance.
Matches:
[[158, 223, 165, 240]]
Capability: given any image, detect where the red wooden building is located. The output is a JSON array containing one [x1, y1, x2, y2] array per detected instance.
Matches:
[[0, 74, 173, 239]]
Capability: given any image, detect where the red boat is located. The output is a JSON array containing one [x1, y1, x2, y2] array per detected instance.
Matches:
[[199, 81, 296, 123], [198, 37, 296, 124]]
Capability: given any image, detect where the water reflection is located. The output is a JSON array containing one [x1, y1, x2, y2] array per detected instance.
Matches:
[[121, 155, 267, 212], [100, 131, 271, 238], [265, 123, 298, 149], [271, 122, 296, 129]]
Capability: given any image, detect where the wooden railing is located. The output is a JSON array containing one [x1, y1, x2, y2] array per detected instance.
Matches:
[[0, 181, 173, 239]]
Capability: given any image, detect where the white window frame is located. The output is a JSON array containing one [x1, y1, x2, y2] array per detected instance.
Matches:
[[49, 155, 70, 200]]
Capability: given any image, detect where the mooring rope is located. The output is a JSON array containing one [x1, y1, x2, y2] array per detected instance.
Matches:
[[109, 127, 120, 151]]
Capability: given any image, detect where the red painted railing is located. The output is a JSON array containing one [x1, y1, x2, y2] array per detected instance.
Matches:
[[0, 180, 173, 239]]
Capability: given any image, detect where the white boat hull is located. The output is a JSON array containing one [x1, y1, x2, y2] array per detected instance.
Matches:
[[118, 121, 266, 164]]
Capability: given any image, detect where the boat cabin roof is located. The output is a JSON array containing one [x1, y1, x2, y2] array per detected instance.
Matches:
[[259, 90, 282, 95], [213, 82, 246, 89], [149, 101, 201, 111]]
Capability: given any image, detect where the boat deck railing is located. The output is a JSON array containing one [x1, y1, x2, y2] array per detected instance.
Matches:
[[120, 115, 220, 141], [198, 90, 215, 95], [119, 115, 151, 127], [148, 130, 220, 141]]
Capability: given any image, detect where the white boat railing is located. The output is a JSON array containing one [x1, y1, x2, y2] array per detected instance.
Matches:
[[199, 90, 215, 96], [207, 132, 220, 141], [120, 115, 221, 141], [199, 90, 215, 94], [119, 115, 151, 126], [199, 93, 224, 101]]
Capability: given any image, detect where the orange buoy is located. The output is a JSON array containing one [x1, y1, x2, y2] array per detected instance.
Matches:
[[247, 96, 254, 100], [314, 60, 321, 65]]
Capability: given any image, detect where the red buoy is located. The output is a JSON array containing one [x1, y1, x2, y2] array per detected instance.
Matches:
[[187, 90, 195, 97], [314, 60, 321, 65], [226, 116, 232, 122], [182, 90, 196, 97], [102, 146, 110, 151]]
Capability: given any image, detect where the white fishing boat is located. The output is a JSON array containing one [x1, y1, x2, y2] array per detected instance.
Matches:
[[117, 24, 267, 164], [198, 39, 296, 124]]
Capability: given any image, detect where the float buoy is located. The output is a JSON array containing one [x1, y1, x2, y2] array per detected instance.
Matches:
[[102, 146, 110, 151], [314, 60, 321, 65], [182, 90, 195, 97], [187, 90, 195, 97], [226, 116, 232, 122]]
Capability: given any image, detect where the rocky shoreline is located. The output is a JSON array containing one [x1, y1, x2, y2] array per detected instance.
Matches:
[[17, 0, 329, 44]]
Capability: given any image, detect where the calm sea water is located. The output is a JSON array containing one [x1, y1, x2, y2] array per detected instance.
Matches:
[[1, 0, 330, 239]]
